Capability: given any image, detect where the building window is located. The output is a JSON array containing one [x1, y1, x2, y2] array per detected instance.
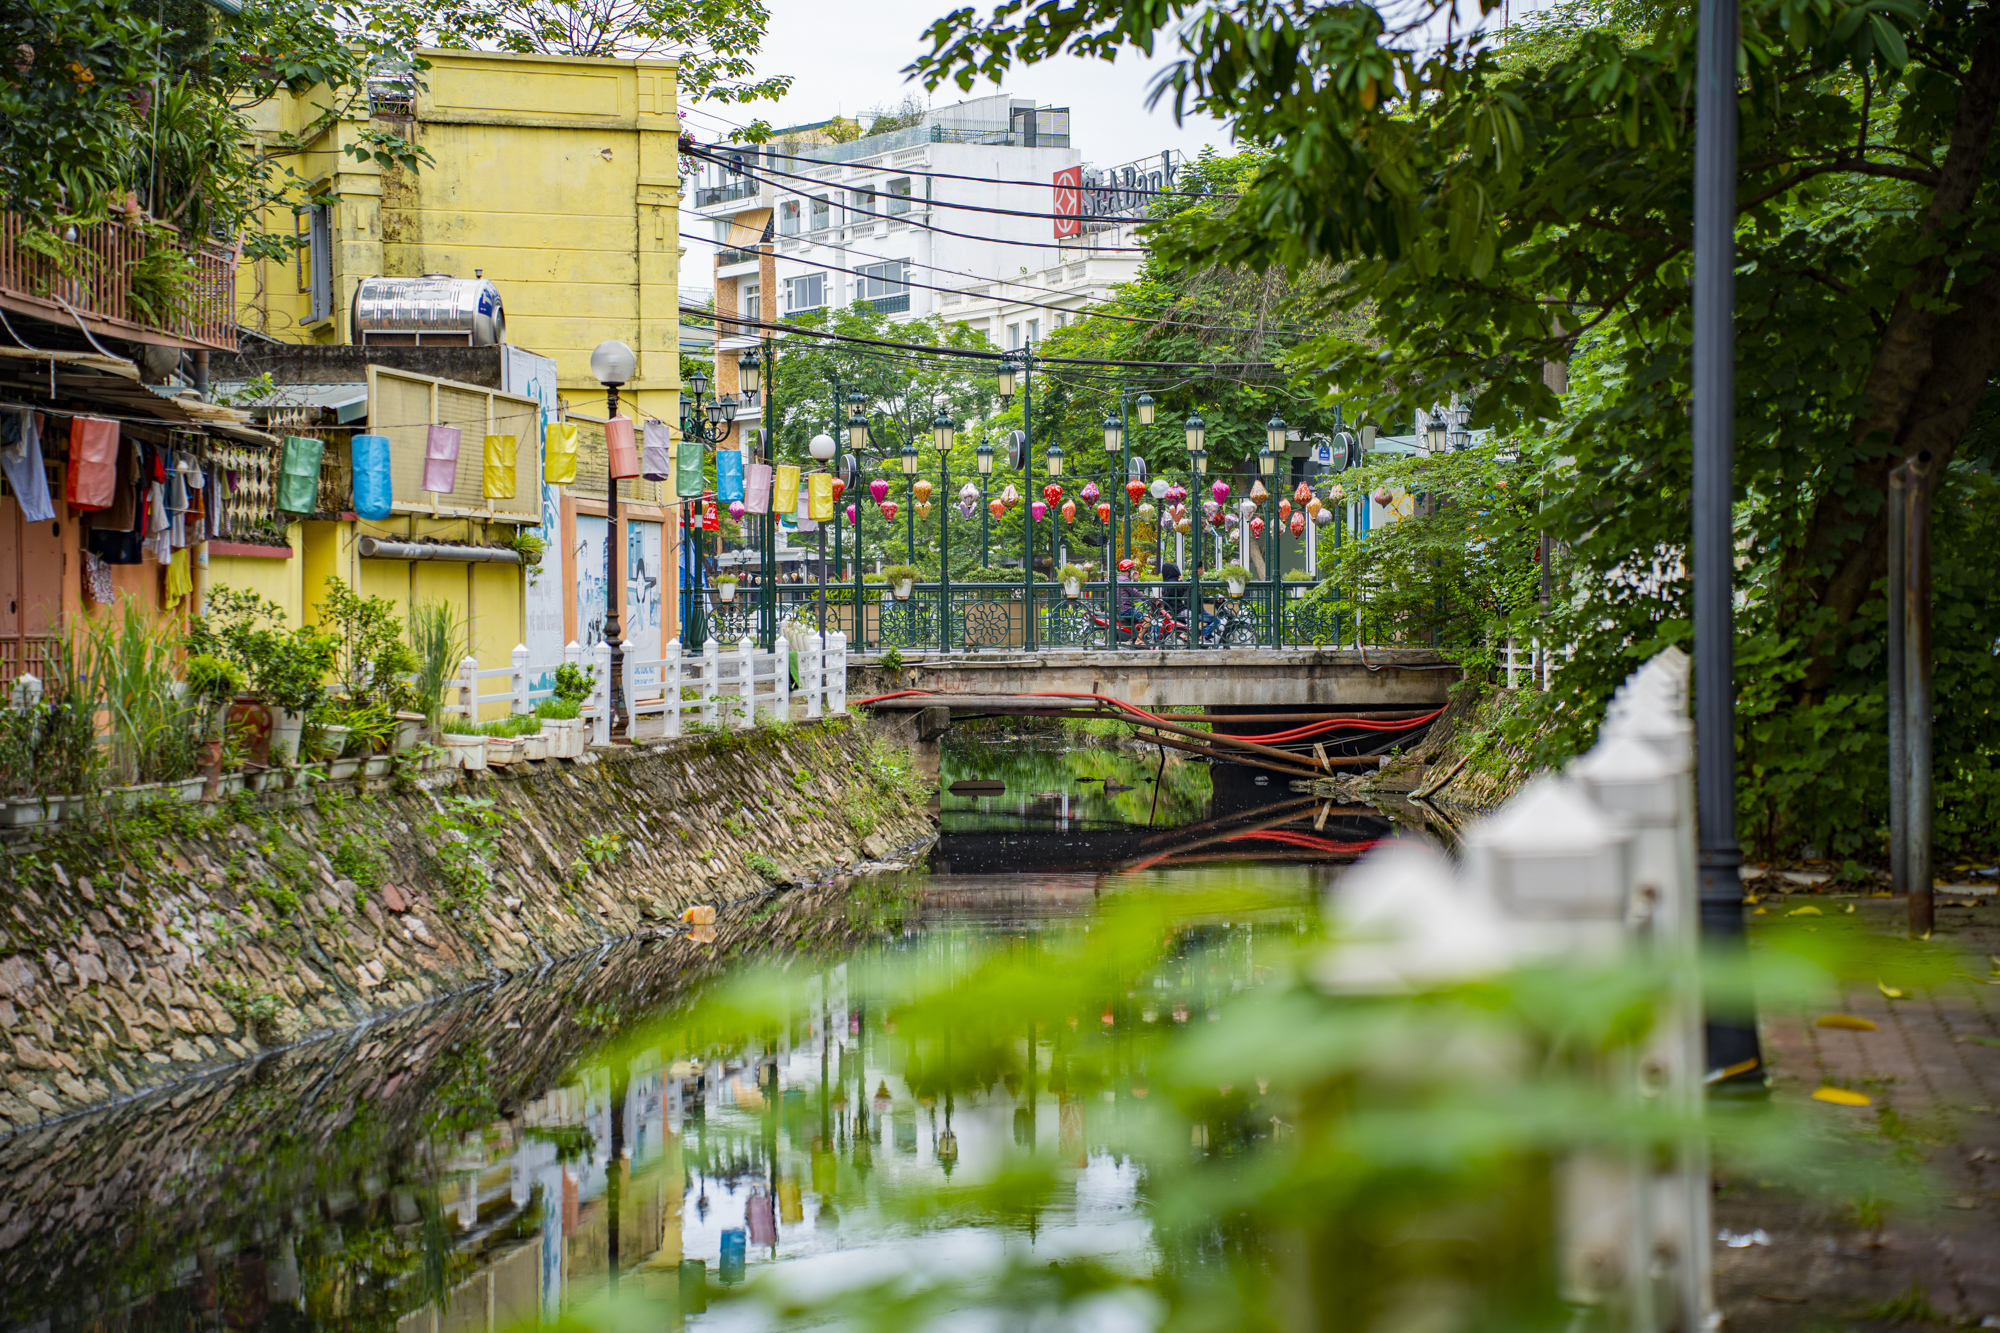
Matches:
[[784, 273, 826, 313], [887, 178, 912, 215], [1027, 318, 1039, 342], [1007, 322, 1021, 349], [1055, 312, 1066, 328], [778, 200, 800, 235], [849, 187, 874, 223], [858, 260, 909, 313], [809, 195, 831, 231], [308, 204, 334, 323], [743, 284, 760, 323]]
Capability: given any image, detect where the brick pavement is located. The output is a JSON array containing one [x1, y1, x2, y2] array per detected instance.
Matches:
[[1713, 893, 2000, 1330]]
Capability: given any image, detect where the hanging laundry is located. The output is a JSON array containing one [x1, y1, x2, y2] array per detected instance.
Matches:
[[641, 421, 673, 481], [82, 550, 114, 604], [0, 406, 55, 522], [165, 546, 192, 603], [544, 421, 580, 485], [65, 416, 119, 511], [276, 435, 324, 514], [482, 434, 516, 500]]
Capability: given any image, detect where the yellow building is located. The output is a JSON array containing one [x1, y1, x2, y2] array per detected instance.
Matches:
[[219, 48, 687, 698]]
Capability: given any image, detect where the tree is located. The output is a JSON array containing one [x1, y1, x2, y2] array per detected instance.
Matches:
[[911, 0, 2000, 860], [344, 0, 791, 102]]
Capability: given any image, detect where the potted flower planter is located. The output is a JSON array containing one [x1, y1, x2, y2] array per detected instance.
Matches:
[[317, 724, 351, 761], [272, 708, 306, 764], [715, 581, 738, 603], [392, 711, 426, 752], [542, 717, 585, 759], [519, 730, 550, 762], [328, 755, 363, 780], [1063, 578, 1081, 598], [363, 755, 392, 778], [486, 736, 523, 766], [443, 733, 487, 770], [0, 796, 63, 827]]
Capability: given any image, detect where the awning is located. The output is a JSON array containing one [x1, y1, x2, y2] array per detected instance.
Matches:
[[0, 347, 276, 444], [210, 380, 370, 424]]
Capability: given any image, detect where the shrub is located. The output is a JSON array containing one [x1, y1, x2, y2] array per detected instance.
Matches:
[[316, 577, 417, 711]]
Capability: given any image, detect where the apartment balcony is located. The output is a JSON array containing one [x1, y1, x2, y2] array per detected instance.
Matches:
[[695, 180, 759, 208], [0, 212, 238, 352], [867, 293, 911, 315]]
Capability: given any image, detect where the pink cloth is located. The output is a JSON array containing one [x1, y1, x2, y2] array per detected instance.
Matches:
[[423, 425, 461, 493]]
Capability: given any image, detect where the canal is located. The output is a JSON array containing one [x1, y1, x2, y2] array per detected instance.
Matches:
[[0, 725, 1410, 1331]]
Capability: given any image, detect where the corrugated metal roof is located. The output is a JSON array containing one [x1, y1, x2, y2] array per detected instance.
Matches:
[[0, 347, 276, 444]]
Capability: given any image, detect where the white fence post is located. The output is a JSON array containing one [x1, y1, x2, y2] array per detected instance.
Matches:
[[456, 656, 480, 721], [663, 638, 683, 738], [590, 641, 612, 747], [621, 638, 640, 737], [1505, 637, 1519, 690], [804, 632, 824, 720], [564, 638, 582, 672], [772, 638, 791, 722], [736, 635, 756, 729], [10, 673, 41, 710], [511, 644, 531, 714], [702, 637, 720, 728], [827, 631, 847, 715]]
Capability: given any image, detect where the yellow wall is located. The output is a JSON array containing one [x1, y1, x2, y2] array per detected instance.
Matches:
[[237, 49, 684, 424]]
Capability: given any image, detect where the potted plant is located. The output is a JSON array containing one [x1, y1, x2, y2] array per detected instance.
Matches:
[[714, 573, 739, 603], [184, 654, 244, 800], [537, 662, 594, 758], [1218, 564, 1251, 599], [441, 717, 488, 770], [392, 710, 427, 752], [407, 599, 463, 742], [882, 565, 922, 600], [1057, 564, 1089, 598]]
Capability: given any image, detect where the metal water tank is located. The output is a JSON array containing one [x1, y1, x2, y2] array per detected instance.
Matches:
[[350, 273, 506, 346]]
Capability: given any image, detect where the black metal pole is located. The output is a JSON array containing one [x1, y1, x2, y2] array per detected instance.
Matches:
[[1022, 347, 1037, 651], [1693, 0, 1761, 1082], [605, 383, 626, 734], [761, 336, 776, 652], [1905, 453, 1935, 937], [1887, 464, 1907, 898], [939, 454, 951, 651]]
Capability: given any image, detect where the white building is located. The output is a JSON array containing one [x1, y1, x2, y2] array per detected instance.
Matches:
[[687, 95, 1171, 370]]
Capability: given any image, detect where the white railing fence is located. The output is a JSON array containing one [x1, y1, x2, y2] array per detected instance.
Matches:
[[442, 634, 849, 747], [1323, 647, 1707, 1333]]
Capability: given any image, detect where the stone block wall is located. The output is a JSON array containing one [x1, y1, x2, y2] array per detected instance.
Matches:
[[0, 718, 934, 1131]]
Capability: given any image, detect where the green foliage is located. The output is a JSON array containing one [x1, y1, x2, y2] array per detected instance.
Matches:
[[323, 699, 397, 755], [580, 832, 624, 866], [742, 851, 782, 882], [423, 795, 501, 911], [477, 713, 544, 738], [331, 832, 387, 892], [880, 565, 922, 586], [534, 697, 581, 721], [77, 597, 199, 786], [186, 586, 337, 713], [551, 663, 594, 708], [405, 599, 463, 734], [317, 577, 418, 712], [0, 640, 102, 800]]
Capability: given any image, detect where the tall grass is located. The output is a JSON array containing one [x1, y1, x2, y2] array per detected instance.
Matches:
[[407, 599, 465, 736], [0, 638, 102, 799], [77, 599, 198, 786]]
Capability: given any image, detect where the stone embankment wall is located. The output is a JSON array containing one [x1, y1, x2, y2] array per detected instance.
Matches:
[[0, 718, 933, 1132]]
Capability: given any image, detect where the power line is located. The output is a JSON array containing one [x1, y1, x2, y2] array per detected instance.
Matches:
[[683, 305, 1284, 373], [685, 148, 1150, 254], [680, 232, 1304, 340]]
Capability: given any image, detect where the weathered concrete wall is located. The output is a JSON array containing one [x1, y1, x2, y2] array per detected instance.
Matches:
[[0, 718, 932, 1131], [850, 649, 1458, 709]]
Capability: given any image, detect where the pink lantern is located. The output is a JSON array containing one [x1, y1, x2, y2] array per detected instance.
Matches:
[[1080, 481, 1101, 503], [1373, 488, 1393, 506], [1031, 500, 1048, 522], [728, 500, 745, 520], [1250, 516, 1265, 538], [845, 503, 857, 524], [881, 500, 898, 521], [869, 479, 890, 503], [1211, 481, 1230, 503]]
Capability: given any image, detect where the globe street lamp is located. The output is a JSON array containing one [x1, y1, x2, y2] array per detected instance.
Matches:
[[934, 410, 956, 647], [976, 439, 995, 567], [590, 338, 637, 732], [1259, 423, 1282, 648], [809, 430, 835, 634], [899, 438, 919, 564], [1186, 415, 1206, 644]]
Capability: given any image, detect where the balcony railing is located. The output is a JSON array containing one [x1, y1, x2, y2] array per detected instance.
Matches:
[[867, 293, 911, 314], [0, 212, 237, 352], [716, 247, 764, 267], [695, 180, 759, 207]]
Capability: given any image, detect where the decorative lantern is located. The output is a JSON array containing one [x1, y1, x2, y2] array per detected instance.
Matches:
[[869, 479, 890, 503], [1167, 484, 1188, 504], [1176, 517, 1192, 534], [1096, 501, 1111, 523], [1289, 513, 1306, 537], [1001, 482, 1021, 508], [1061, 499, 1076, 523], [831, 477, 846, 501], [1312, 506, 1335, 527], [914, 478, 933, 503], [916, 500, 932, 520], [1294, 481, 1312, 505], [845, 504, 857, 524], [1250, 479, 1269, 507], [1329, 483, 1345, 501], [728, 500, 745, 520], [959, 497, 977, 518], [1081, 481, 1101, 503], [1031, 500, 1048, 522], [959, 481, 979, 501], [989, 498, 1007, 519], [1239, 498, 1257, 518], [1278, 499, 1292, 521], [1138, 502, 1158, 522], [1043, 483, 1063, 505], [1211, 481, 1230, 503], [1126, 479, 1146, 503], [1251, 516, 1265, 538], [1306, 496, 1323, 518], [881, 500, 899, 521], [1373, 487, 1393, 506]]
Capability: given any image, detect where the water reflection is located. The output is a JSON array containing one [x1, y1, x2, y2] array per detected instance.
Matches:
[[0, 730, 1410, 1332]]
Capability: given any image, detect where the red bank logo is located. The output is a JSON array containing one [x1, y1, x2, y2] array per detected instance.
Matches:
[[1052, 167, 1082, 238]]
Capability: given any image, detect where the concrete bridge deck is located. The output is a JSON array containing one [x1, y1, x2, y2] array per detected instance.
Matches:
[[849, 648, 1458, 710]]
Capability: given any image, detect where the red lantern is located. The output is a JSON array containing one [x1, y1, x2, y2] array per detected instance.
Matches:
[[1044, 483, 1063, 504], [1293, 481, 1312, 505], [989, 498, 1007, 519], [1061, 499, 1076, 523], [1278, 499, 1292, 521], [1095, 501, 1111, 523], [830, 477, 846, 501], [881, 500, 898, 521], [1289, 513, 1306, 537], [1126, 479, 1146, 503], [1250, 516, 1265, 538]]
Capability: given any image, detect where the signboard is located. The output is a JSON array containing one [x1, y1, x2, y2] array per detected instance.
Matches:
[[1053, 151, 1184, 237], [703, 499, 719, 532]]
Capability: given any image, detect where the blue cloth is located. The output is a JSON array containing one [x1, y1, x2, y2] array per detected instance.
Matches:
[[0, 407, 55, 522], [351, 434, 394, 519], [716, 448, 744, 504]]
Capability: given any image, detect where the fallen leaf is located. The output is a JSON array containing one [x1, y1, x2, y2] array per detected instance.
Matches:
[[1846, 904, 1856, 914], [1753, 907, 1768, 915], [1877, 981, 1907, 999], [1816, 1014, 1877, 1031], [1812, 1086, 1873, 1107], [1787, 905, 1823, 917]]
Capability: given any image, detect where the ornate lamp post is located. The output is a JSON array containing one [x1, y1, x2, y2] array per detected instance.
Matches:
[[934, 409, 955, 649], [898, 437, 919, 564], [848, 392, 868, 644], [679, 358, 740, 646], [1045, 439, 1064, 577], [975, 439, 994, 567], [1425, 405, 1449, 454], [1102, 411, 1123, 609], [809, 430, 835, 634], [590, 339, 637, 730], [1187, 413, 1205, 646], [1260, 416, 1284, 647], [997, 348, 1036, 648]]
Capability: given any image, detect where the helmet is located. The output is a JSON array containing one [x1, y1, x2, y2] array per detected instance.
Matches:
[[1118, 558, 1137, 572]]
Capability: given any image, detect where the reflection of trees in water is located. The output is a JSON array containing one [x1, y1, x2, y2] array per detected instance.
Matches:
[[941, 726, 1213, 828]]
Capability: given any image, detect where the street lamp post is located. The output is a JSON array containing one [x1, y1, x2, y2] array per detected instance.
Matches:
[[809, 430, 835, 636], [998, 348, 1036, 649], [934, 410, 955, 651], [1260, 417, 1284, 647], [899, 438, 918, 565], [1187, 414, 1205, 647], [1103, 411, 1123, 646], [591, 339, 638, 732], [976, 440, 994, 567], [849, 391, 868, 646], [1046, 440, 1064, 580]]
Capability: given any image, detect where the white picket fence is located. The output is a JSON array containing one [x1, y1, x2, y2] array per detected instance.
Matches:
[[442, 632, 848, 746], [1503, 636, 1574, 691]]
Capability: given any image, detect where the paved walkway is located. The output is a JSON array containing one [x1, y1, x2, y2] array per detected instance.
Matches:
[[1714, 893, 2000, 1329]]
